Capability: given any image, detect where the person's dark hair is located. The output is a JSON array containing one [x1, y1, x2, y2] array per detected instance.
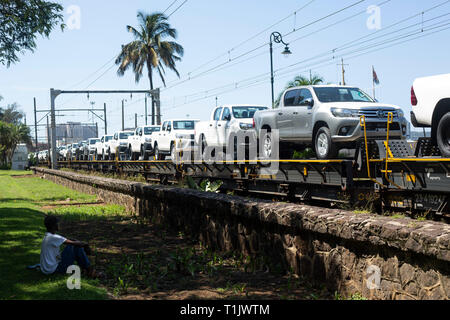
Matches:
[[44, 215, 59, 231]]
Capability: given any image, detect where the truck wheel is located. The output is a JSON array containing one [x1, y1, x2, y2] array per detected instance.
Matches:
[[260, 131, 273, 160], [314, 127, 338, 160], [155, 145, 165, 160], [141, 146, 148, 161], [437, 112, 450, 157]]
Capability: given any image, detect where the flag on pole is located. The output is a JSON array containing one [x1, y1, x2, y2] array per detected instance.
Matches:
[[372, 66, 380, 85]]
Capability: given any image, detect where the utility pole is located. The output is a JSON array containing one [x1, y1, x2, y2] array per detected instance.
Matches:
[[135, 113, 138, 128], [216, 97, 218, 107], [95, 122, 98, 137], [338, 58, 348, 85], [46, 116, 50, 161], [50, 88, 58, 169], [34, 98, 38, 151], [145, 97, 148, 125], [122, 100, 125, 131], [104, 103, 107, 134]]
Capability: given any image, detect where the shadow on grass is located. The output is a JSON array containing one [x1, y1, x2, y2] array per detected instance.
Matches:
[[0, 207, 107, 300]]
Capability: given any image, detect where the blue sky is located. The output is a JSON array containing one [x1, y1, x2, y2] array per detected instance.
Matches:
[[1, 0, 449, 140]]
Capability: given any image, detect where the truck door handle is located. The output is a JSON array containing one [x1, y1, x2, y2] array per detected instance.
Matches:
[[218, 124, 222, 127], [278, 112, 283, 115], [209, 124, 213, 127]]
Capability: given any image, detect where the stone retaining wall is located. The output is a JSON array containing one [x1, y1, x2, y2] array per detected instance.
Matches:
[[33, 167, 450, 300]]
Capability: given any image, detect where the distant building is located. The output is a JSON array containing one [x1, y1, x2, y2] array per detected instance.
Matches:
[[11, 144, 28, 170], [48, 122, 98, 146]]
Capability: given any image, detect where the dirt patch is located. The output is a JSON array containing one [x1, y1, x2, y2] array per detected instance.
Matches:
[[59, 217, 333, 300], [40, 200, 104, 210], [11, 174, 35, 179]]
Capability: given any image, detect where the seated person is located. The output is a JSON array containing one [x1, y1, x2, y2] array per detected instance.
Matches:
[[40, 215, 98, 278]]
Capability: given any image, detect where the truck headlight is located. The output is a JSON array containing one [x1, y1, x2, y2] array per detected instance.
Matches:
[[331, 108, 359, 118], [145, 137, 152, 143], [239, 123, 253, 130], [397, 110, 404, 118]]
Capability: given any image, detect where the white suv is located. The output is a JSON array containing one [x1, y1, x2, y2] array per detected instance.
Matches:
[[153, 119, 199, 160], [127, 125, 160, 160]]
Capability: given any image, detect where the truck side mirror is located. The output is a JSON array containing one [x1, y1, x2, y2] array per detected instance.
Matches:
[[304, 98, 314, 108], [226, 115, 231, 121]]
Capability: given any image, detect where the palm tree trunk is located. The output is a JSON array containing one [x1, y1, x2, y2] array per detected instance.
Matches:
[[147, 61, 160, 125]]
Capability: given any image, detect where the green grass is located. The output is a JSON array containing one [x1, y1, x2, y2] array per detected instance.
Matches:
[[48, 204, 128, 221], [0, 170, 109, 300], [0, 170, 33, 176]]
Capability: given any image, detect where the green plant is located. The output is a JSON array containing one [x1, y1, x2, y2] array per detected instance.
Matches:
[[186, 176, 223, 193], [292, 148, 316, 159]]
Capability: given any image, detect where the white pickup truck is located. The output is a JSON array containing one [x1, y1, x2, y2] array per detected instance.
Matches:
[[411, 73, 450, 157], [127, 125, 161, 160], [195, 105, 268, 159], [153, 119, 199, 160], [94, 135, 113, 160], [254, 85, 407, 159], [105, 131, 135, 160]]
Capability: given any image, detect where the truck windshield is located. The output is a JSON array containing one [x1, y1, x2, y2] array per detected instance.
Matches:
[[144, 127, 161, 135], [105, 136, 113, 142], [313, 87, 374, 103], [232, 106, 267, 118], [173, 121, 195, 130], [119, 132, 134, 139], [90, 139, 99, 145]]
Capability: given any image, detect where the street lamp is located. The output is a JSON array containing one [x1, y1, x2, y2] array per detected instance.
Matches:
[[270, 31, 292, 108]]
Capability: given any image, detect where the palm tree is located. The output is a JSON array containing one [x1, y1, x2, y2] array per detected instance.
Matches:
[[274, 74, 324, 107], [116, 12, 184, 125]]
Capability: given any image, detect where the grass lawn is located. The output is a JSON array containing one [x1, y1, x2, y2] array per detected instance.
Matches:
[[0, 170, 336, 300], [0, 170, 112, 300]]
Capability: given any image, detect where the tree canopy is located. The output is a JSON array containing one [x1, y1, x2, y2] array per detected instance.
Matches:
[[0, 0, 65, 67], [0, 99, 31, 167], [116, 11, 184, 124]]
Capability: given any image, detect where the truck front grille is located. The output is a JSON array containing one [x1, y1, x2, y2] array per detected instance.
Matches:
[[358, 109, 398, 119]]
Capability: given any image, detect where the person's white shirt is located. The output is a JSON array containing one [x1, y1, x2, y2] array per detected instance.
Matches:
[[40, 232, 67, 274]]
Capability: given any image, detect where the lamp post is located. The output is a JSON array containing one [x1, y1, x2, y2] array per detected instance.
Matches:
[[270, 32, 292, 108]]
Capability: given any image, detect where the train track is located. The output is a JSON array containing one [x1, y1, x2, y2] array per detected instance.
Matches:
[[37, 138, 450, 221]]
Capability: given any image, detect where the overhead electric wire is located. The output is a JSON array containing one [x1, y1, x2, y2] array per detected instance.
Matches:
[[163, 0, 394, 91], [162, 0, 368, 90], [179, 0, 317, 77], [163, 1, 450, 104], [163, 0, 178, 14], [163, 1, 450, 103], [167, 0, 188, 18], [163, 15, 450, 110]]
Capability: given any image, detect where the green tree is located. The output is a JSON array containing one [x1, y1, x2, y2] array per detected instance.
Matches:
[[115, 11, 184, 125], [0, 0, 65, 67], [0, 102, 24, 124], [0, 121, 30, 166], [274, 74, 324, 107], [0, 97, 31, 166]]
